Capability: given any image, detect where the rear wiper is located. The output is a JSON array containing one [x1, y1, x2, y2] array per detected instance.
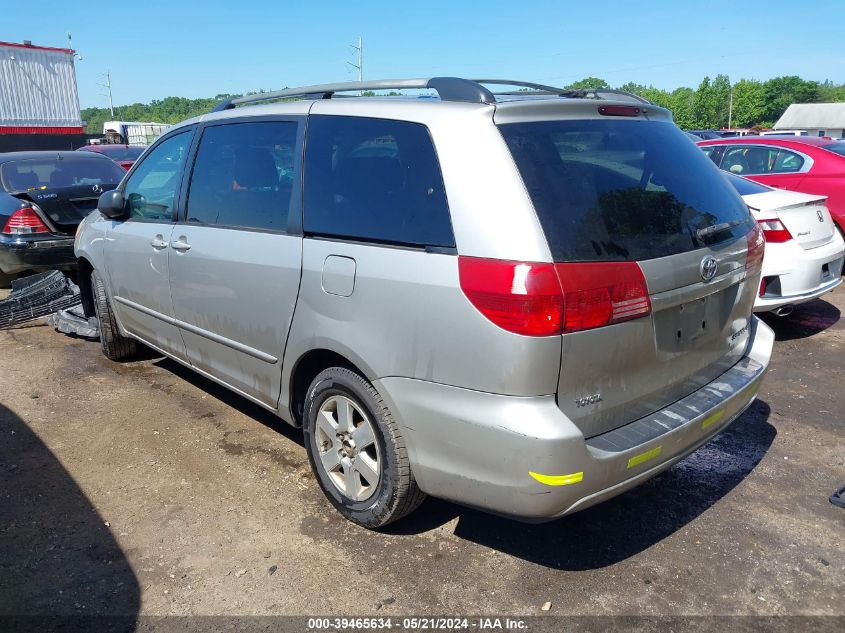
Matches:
[[696, 219, 742, 240]]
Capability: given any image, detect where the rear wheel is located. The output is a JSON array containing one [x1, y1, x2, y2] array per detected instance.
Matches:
[[91, 270, 136, 360], [303, 367, 425, 528]]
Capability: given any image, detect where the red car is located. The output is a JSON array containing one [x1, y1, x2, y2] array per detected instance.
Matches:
[[76, 144, 146, 171], [697, 136, 845, 236]]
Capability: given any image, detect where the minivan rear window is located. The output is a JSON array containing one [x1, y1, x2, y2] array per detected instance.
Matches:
[[499, 120, 754, 262]]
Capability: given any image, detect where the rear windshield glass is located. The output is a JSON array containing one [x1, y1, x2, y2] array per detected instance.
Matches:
[[1, 157, 125, 192], [499, 119, 754, 262], [96, 146, 145, 160], [821, 142, 845, 158], [724, 172, 771, 196]]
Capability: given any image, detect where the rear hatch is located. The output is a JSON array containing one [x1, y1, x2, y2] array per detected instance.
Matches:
[[498, 110, 761, 438], [744, 190, 835, 250], [1, 156, 124, 235]]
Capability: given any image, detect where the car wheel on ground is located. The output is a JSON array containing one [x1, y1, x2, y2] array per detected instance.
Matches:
[[303, 367, 425, 528], [91, 269, 136, 361]]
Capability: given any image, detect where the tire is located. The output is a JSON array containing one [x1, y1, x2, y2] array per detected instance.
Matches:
[[90, 269, 136, 361], [303, 367, 425, 528]]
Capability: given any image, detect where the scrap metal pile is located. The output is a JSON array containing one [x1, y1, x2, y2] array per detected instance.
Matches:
[[0, 271, 82, 330]]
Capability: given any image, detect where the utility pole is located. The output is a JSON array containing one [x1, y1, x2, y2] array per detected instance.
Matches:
[[347, 36, 363, 84], [100, 71, 115, 117], [728, 84, 733, 130]]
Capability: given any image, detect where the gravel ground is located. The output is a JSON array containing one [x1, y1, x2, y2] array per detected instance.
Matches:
[[0, 284, 842, 620]]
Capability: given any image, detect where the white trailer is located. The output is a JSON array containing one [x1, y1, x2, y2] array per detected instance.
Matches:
[[102, 121, 169, 145]]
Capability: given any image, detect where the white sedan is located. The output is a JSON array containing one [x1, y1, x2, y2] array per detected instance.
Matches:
[[726, 173, 844, 315]]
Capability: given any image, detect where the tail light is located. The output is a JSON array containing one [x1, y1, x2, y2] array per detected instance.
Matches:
[[2, 206, 50, 235], [757, 218, 792, 243], [458, 257, 651, 336], [556, 262, 651, 333], [458, 257, 563, 336], [745, 224, 765, 272]]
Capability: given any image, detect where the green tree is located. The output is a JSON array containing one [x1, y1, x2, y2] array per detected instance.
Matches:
[[566, 76, 610, 90], [818, 80, 845, 103], [761, 76, 820, 126], [693, 74, 731, 129], [729, 79, 766, 128], [668, 87, 696, 128]]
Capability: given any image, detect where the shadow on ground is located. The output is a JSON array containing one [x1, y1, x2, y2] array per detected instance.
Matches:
[[760, 298, 841, 341], [0, 403, 139, 631], [389, 400, 775, 570], [152, 357, 304, 447]]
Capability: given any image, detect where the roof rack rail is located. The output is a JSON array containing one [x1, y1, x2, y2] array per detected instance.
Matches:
[[211, 78, 496, 112], [210, 78, 653, 112], [472, 79, 565, 94]]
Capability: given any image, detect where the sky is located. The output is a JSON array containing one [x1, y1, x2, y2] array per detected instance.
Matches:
[[2, 0, 844, 109]]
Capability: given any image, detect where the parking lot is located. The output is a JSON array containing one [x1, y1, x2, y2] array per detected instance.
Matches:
[[0, 285, 842, 619]]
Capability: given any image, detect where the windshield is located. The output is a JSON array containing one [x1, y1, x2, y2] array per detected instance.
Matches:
[[724, 172, 771, 196], [1, 157, 125, 192], [499, 119, 754, 262], [821, 142, 845, 158]]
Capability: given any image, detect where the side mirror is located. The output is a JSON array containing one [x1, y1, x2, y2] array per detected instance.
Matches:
[[98, 190, 127, 220]]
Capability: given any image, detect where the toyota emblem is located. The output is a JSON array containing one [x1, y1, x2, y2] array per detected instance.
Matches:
[[700, 256, 718, 282]]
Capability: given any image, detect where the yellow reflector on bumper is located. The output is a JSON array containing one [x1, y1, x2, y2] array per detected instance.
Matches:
[[529, 471, 584, 486], [701, 409, 725, 430], [627, 445, 662, 469]]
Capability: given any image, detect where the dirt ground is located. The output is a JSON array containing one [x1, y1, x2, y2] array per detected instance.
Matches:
[[0, 285, 842, 619]]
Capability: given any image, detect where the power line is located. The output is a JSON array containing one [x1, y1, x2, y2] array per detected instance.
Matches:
[[347, 36, 363, 84]]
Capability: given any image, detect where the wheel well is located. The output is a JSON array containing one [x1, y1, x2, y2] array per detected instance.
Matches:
[[75, 258, 95, 318], [289, 349, 364, 427]]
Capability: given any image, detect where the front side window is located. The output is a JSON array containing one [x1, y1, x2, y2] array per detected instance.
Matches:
[[185, 121, 298, 231], [303, 115, 454, 248], [123, 131, 192, 221], [499, 119, 753, 262]]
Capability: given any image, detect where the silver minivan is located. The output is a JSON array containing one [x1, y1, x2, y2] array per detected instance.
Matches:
[[75, 78, 774, 528]]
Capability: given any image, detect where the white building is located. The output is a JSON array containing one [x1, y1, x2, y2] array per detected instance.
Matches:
[[0, 40, 83, 134], [774, 103, 845, 139]]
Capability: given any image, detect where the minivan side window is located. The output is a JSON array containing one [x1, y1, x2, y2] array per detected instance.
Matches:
[[123, 131, 192, 221], [185, 121, 298, 231], [303, 115, 454, 248]]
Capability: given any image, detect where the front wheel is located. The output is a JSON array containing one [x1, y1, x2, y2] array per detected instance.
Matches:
[[91, 270, 136, 361], [303, 367, 425, 528]]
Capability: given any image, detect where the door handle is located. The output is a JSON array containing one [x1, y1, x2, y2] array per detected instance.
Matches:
[[171, 237, 192, 252], [150, 235, 169, 249]]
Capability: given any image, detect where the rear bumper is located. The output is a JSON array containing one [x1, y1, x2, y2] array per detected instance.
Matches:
[[754, 234, 845, 312], [0, 235, 76, 274], [375, 315, 775, 522]]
